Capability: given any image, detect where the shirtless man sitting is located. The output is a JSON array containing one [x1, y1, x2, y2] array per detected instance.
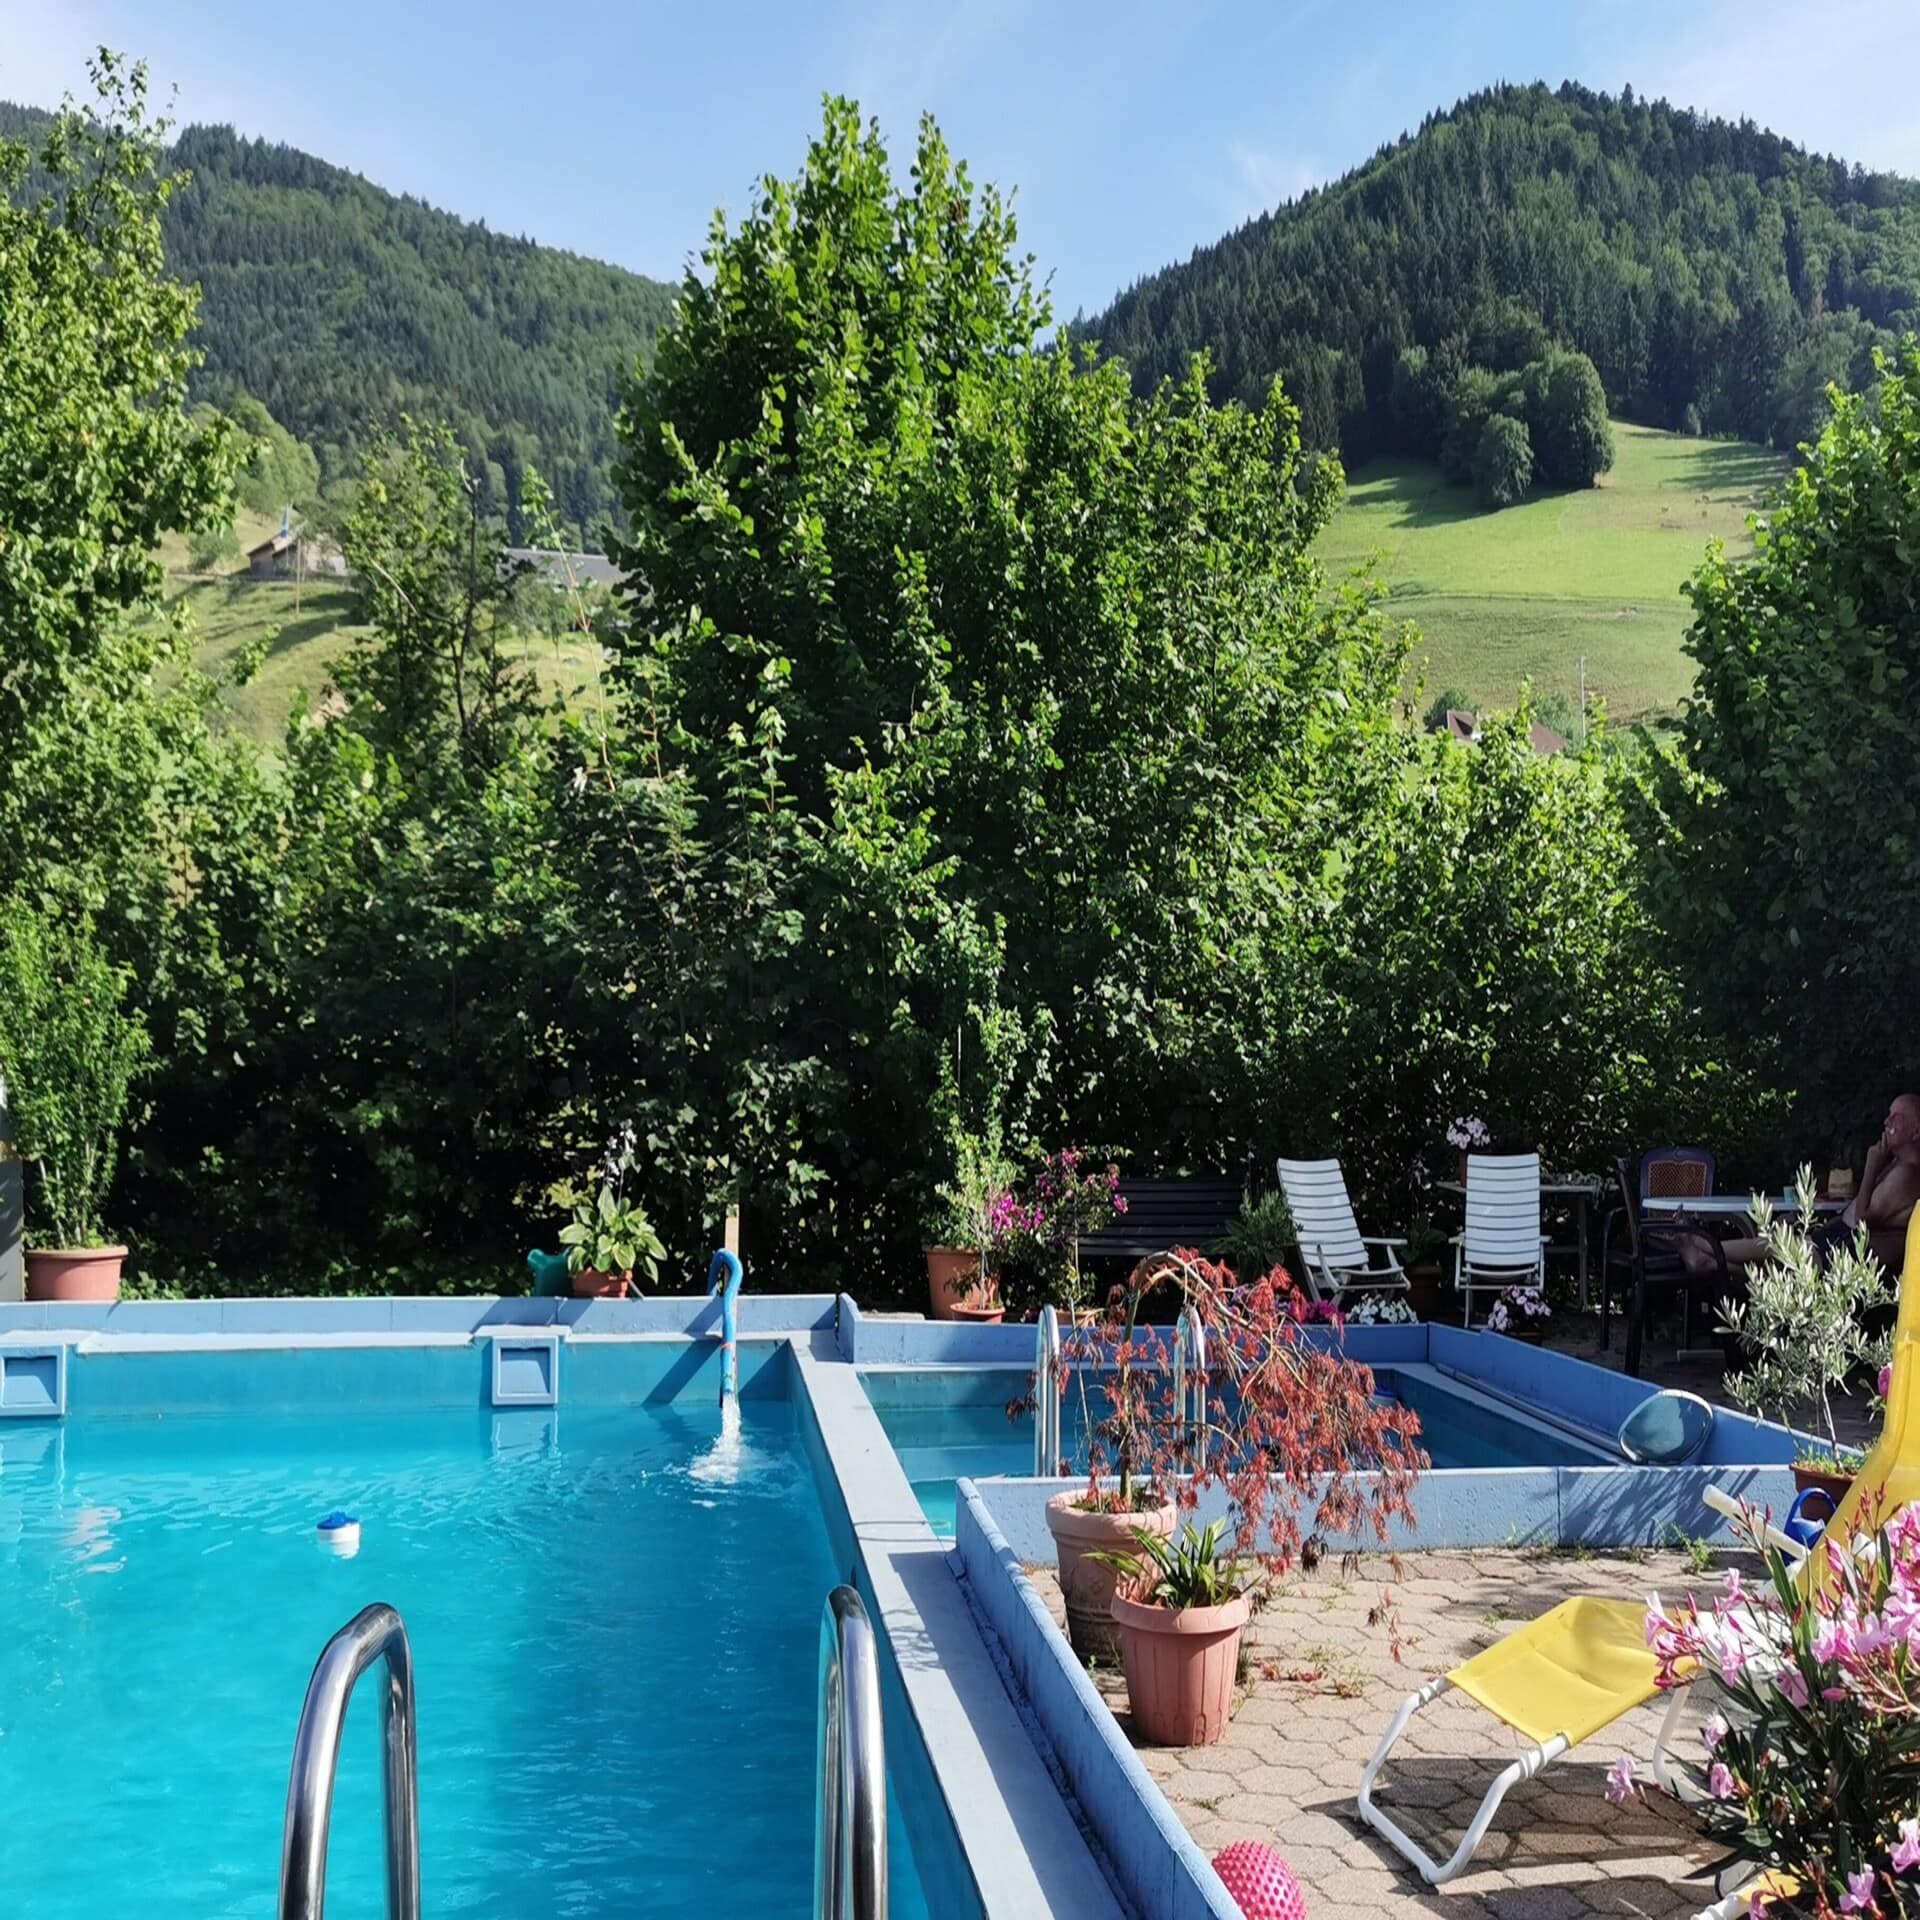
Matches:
[[1713, 1093, 1920, 1272], [1844, 1092, 1920, 1267]]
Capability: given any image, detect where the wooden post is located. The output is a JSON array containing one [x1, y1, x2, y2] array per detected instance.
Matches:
[[0, 1077, 21, 1302], [723, 1206, 741, 1260]]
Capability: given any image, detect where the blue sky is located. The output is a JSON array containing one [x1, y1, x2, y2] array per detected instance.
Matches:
[[5, 1, 1918, 318]]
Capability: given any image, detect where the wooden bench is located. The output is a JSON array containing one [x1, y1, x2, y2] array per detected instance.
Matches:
[[1078, 1177, 1245, 1265]]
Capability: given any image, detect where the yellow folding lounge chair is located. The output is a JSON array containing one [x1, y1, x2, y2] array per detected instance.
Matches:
[[1359, 1210, 1920, 1887]]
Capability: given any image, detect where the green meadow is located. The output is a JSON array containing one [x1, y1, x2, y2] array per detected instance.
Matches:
[[167, 513, 607, 745], [171, 423, 1783, 743], [1317, 422, 1787, 721]]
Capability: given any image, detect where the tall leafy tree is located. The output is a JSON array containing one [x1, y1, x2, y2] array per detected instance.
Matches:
[[598, 100, 1408, 1284], [1657, 346, 1920, 1149], [0, 55, 235, 920]]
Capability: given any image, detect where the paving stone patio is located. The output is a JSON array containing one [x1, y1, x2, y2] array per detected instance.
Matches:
[[1032, 1544, 1755, 1917]]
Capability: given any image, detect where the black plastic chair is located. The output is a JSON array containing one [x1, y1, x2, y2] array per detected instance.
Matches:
[[1602, 1158, 1735, 1378], [1598, 1146, 1719, 1345]]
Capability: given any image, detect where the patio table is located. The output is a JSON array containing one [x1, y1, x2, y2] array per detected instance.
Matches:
[[1436, 1175, 1603, 1304], [1640, 1193, 1848, 1220]]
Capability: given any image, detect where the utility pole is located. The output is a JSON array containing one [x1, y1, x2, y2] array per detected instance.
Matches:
[[0, 1075, 22, 1303]]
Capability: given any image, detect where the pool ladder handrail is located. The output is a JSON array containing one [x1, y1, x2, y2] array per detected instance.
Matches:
[[815, 1585, 887, 1920], [1173, 1301, 1207, 1446], [1033, 1303, 1062, 1476], [279, 1602, 421, 1920]]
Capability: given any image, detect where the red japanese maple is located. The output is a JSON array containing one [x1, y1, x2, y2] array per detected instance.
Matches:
[[1054, 1248, 1427, 1573]]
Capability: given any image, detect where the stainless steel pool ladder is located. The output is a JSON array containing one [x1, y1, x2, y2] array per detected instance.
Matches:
[[279, 1602, 421, 1920], [1032, 1304, 1062, 1476], [1174, 1302, 1207, 1447], [815, 1586, 886, 1920]]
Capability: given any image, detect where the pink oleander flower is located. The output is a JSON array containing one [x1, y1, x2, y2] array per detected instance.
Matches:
[[1892, 1817, 1920, 1874], [1882, 1362, 1894, 1401], [1775, 1663, 1809, 1709], [1707, 1761, 1736, 1800], [1701, 1711, 1729, 1752], [1840, 1866, 1877, 1913], [1605, 1754, 1637, 1805], [1813, 1616, 1858, 1665]]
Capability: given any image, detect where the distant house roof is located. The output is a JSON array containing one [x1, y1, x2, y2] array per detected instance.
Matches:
[[503, 547, 625, 589], [247, 526, 302, 559], [1436, 708, 1566, 757]]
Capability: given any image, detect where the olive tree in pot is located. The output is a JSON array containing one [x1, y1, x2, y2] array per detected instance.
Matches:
[[1719, 1167, 1895, 1503], [1065, 1249, 1426, 1744], [0, 909, 149, 1302]]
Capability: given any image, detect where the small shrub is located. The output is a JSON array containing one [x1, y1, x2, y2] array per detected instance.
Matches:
[[1473, 412, 1534, 508]]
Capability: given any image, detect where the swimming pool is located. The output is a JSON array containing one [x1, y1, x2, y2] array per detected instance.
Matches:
[[0, 1396, 933, 1918], [861, 1360, 1614, 1535]]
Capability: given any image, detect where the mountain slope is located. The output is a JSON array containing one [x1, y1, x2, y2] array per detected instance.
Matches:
[[0, 105, 676, 536], [1077, 81, 1920, 460]]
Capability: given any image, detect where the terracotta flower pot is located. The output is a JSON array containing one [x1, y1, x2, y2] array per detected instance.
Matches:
[[924, 1246, 981, 1321], [1792, 1461, 1854, 1506], [1045, 1492, 1178, 1664], [569, 1266, 632, 1298], [24, 1246, 126, 1303], [949, 1300, 1004, 1324], [1109, 1588, 1251, 1746]]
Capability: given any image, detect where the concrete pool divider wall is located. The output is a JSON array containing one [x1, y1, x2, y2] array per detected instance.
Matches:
[[787, 1327, 1132, 1920], [953, 1478, 1242, 1920]]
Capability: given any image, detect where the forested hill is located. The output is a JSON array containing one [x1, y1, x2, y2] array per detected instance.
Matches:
[[1076, 81, 1920, 460], [0, 105, 677, 536]]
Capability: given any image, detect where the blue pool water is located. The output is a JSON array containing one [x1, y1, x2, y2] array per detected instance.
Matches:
[[866, 1362, 1610, 1534], [0, 1400, 931, 1918]]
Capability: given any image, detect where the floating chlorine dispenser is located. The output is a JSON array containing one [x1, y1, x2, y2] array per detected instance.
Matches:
[[316, 1510, 362, 1557]]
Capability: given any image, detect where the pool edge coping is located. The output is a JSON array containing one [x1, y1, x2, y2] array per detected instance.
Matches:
[[789, 1330, 1131, 1920]]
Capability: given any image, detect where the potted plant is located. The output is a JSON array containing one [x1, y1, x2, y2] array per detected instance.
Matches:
[[990, 1147, 1125, 1321], [923, 1121, 1014, 1321], [1628, 1497, 1920, 1914], [1718, 1167, 1895, 1501], [1044, 1247, 1426, 1685], [0, 911, 149, 1302], [1099, 1519, 1256, 1747], [1043, 1249, 1184, 1661], [1210, 1190, 1294, 1285], [558, 1126, 665, 1299], [1343, 1292, 1418, 1327], [1078, 1249, 1427, 1742], [1485, 1282, 1550, 1341]]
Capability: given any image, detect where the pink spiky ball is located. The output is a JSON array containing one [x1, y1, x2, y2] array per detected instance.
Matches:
[[1212, 1841, 1307, 1920]]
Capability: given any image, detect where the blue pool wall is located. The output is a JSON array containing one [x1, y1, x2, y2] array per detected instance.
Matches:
[[845, 1307, 1809, 1553], [0, 1293, 839, 1337], [954, 1479, 1239, 1920]]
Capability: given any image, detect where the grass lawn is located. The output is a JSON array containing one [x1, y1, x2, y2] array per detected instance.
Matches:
[[1317, 423, 1787, 721]]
